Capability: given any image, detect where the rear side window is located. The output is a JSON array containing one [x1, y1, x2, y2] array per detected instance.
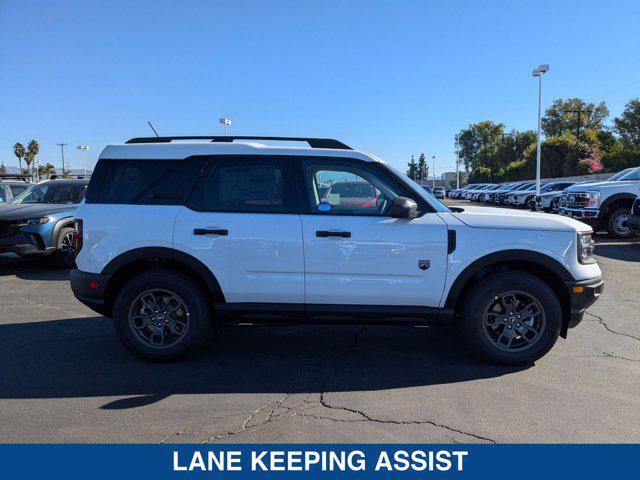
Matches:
[[188, 156, 295, 213], [97, 160, 178, 204], [89, 158, 207, 205]]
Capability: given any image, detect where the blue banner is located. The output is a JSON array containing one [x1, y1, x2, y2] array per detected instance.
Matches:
[[0, 444, 637, 479]]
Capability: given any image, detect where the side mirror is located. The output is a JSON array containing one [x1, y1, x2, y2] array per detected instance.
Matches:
[[387, 196, 418, 219]]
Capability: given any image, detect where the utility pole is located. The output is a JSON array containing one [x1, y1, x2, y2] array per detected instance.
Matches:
[[432, 156, 435, 189], [456, 157, 460, 189], [56, 143, 67, 177]]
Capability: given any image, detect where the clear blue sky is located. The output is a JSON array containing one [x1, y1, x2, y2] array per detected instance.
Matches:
[[1, 0, 639, 175]]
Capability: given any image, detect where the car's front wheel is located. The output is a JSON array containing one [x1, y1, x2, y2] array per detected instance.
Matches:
[[50, 227, 76, 268], [113, 269, 211, 361], [458, 271, 562, 364], [607, 208, 632, 238]]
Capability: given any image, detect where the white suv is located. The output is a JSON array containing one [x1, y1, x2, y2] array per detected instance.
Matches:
[[70, 136, 603, 364]]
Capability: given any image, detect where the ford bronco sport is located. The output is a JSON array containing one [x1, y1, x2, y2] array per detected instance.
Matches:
[[70, 136, 603, 364]]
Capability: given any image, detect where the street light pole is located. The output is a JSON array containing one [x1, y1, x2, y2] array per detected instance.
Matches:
[[532, 64, 549, 196], [456, 157, 460, 189], [219, 118, 231, 136], [77, 145, 89, 177]]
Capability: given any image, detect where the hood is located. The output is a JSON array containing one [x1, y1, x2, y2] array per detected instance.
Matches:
[[538, 191, 562, 198], [564, 180, 638, 192], [451, 205, 591, 232], [0, 203, 77, 220]]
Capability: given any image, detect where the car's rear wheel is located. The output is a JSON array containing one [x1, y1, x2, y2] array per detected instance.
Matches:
[[458, 271, 561, 364], [607, 208, 632, 238], [113, 269, 211, 361]]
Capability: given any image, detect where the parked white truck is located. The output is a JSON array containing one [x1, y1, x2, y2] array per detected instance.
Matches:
[[559, 166, 640, 238]]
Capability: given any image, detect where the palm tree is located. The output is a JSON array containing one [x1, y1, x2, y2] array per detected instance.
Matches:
[[25, 140, 40, 179], [13, 142, 26, 174]]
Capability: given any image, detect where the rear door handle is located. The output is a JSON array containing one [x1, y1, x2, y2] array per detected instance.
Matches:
[[194, 228, 228, 236], [316, 230, 351, 238]]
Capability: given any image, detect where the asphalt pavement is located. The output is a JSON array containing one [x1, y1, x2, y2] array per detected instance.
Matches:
[[0, 204, 638, 443]]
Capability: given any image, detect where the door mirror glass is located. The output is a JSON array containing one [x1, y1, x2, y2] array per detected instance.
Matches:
[[387, 196, 418, 219]]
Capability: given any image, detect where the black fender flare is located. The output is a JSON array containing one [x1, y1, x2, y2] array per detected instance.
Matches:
[[101, 247, 226, 302], [444, 249, 574, 309], [599, 193, 638, 216]]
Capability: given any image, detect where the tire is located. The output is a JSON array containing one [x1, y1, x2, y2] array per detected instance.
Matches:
[[50, 227, 76, 268], [525, 197, 535, 211], [607, 208, 632, 238], [113, 269, 211, 361], [458, 271, 562, 365]]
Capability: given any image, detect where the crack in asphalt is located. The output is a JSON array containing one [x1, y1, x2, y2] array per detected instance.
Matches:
[[585, 311, 640, 342], [594, 347, 640, 363]]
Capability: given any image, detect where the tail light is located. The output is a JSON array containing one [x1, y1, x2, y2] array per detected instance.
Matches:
[[73, 219, 83, 257]]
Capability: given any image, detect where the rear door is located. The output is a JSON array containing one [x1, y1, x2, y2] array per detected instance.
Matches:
[[173, 155, 305, 304]]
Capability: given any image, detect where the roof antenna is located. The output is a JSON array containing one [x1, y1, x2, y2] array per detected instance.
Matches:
[[147, 121, 160, 137]]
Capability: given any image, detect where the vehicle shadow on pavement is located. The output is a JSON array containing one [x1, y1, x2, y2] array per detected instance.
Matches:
[[0, 258, 70, 280], [0, 316, 526, 409], [593, 236, 640, 262]]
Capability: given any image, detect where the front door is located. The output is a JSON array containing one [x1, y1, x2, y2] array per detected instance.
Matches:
[[297, 158, 449, 307]]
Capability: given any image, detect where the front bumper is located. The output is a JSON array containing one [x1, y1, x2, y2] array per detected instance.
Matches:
[[70, 269, 112, 317], [564, 276, 604, 333], [629, 214, 640, 233], [0, 231, 54, 258], [559, 207, 600, 226]]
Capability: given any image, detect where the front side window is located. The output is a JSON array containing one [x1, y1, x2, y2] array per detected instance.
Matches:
[[189, 157, 292, 213], [302, 159, 400, 216], [0, 186, 7, 202]]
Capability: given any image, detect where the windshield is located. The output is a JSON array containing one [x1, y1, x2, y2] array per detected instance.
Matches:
[[328, 182, 375, 198], [607, 168, 635, 181], [385, 165, 450, 212], [617, 166, 640, 181], [11, 182, 87, 204]]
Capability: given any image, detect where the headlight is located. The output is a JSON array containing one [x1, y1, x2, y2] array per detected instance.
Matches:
[[577, 232, 596, 264], [585, 191, 601, 209], [26, 216, 52, 225]]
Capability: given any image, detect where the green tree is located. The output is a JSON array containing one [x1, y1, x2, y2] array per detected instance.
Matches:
[[416, 153, 428, 181], [613, 98, 640, 149], [37, 162, 57, 176], [25, 140, 40, 177], [406, 155, 418, 179], [0, 163, 6, 175], [13, 142, 26, 174], [541, 98, 609, 138], [455, 121, 505, 176]]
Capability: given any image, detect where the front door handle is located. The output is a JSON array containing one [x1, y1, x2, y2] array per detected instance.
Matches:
[[316, 230, 351, 238], [194, 228, 228, 236]]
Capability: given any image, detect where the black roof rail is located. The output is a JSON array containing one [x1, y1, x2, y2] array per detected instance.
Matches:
[[125, 136, 352, 150]]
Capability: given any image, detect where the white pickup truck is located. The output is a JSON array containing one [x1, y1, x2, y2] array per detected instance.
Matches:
[[559, 166, 640, 238]]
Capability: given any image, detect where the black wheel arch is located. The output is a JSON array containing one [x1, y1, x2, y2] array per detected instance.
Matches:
[[600, 193, 637, 217], [100, 247, 225, 318], [445, 249, 574, 337]]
